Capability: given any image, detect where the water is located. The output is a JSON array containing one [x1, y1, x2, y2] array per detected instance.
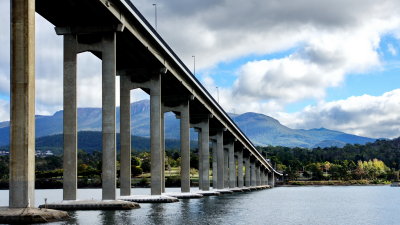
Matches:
[[0, 186, 399, 225]]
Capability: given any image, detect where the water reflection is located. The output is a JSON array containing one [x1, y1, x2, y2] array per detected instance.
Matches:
[[148, 204, 166, 225], [2, 187, 400, 225], [61, 211, 78, 225]]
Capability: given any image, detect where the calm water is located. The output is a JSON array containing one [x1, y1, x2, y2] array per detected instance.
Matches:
[[0, 186, 399, 225]]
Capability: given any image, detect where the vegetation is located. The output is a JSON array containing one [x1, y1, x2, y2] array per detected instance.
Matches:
[[0, 149, 201, 189], [1, 137, 400, 188], [259, 137, 400, 183]]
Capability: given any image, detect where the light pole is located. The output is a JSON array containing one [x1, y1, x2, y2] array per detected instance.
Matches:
[[192, 55, 196, 76], [152, 3, 157, 30], [216, 86, 219, 103]]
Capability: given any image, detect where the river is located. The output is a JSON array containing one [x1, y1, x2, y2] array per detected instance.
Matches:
[[0, 186, 398, 225]]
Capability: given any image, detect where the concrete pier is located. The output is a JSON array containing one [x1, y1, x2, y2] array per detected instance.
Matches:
[[9, 0, 36, 208], [63, 34, 78, 201], [120, 195, 178, 203], [216, 130, 224, 189], [237, 150, 244, 188], [200, 119, 210, 191], [150, 75, 162, 195], [197, 130, 202, 189], [224, 149, 229, 188], [212, 141, 217, 189], [38, 200, 139, 210], [102, 32, 117, 200], [245, 157, 251, 187], [161, 114, 166, 193], [0, 208, 69, 223], [251, 162, 256, 187], [228, 144, 235, 188], [180, 101, 191, 193], [120, 75, 131, 196]]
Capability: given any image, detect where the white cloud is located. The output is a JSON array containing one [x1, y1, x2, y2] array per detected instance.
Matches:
[[276, 89, 400, 139], [0, 100, 9, 122], [388, 43, 397, 56]]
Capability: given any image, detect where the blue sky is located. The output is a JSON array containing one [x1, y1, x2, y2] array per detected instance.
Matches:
[[1, 0, 400, 139]]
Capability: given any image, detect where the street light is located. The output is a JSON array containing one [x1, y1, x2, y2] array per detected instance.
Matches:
[[192, 55, 196, 76], [216, 86, 219, 103], [152, 3, 157, 30]]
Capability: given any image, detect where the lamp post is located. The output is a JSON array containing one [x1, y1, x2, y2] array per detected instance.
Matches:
[[192, 55, 196, 76], [216, 86, 219, 103], [152, 3, 157, 30]]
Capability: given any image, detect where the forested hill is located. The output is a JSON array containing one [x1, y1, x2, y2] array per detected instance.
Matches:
[[260, 137, 400, 170], [0, 131, 197, 155]]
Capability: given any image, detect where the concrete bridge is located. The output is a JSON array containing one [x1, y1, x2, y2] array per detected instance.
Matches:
[[2, 0, 282, 222]]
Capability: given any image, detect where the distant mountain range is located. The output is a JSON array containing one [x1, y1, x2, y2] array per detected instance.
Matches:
[[0, 100, 376, 148]]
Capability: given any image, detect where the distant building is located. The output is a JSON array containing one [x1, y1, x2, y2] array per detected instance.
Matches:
[[0, 150, 9, 156], [35, 150, 54, 157]]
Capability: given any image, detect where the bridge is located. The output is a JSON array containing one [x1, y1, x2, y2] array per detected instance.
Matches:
[[2, 0, 282, 222]]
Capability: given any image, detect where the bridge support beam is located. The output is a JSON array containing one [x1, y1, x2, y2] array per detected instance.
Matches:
[[180, 102, 191, 192], [251, 161, 256, 187], [216, 130, 224, 189], [227, 143, 235, 188], [245, 157, 251, 187], [120, 70, 165, 196], [224, 148, 229, 188], [256, 166, 261, 186], [163, 101, 191, 193], [192, 118, 210, 191], [212, 140, 217, 189], [63, 34, 78, 200], [237, 150, 244, 188], [200, 119, 210, 191], [9, 0, 36, 208], [197, 130, 202, 189], [102, 32, 117, 200], [119, 75, 131, 196], [161, 114, 165, 193], [150, 75, 163, 195]]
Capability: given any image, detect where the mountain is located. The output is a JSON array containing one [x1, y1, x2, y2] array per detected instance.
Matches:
[[0, 131, 197, 155], [229, 112, 375, 148], [0, 100, 376, 148]]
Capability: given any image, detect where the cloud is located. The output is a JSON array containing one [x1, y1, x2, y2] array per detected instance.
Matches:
[[0, 100, 9, 122], [132, 0, 400, 69], [387, 43, 397, 56], [276, 89, 400, 139]]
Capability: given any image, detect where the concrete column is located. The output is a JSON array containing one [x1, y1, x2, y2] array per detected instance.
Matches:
[[251, 162, 256, 186], [200, 119, 210, 191], [216, 130, 224, 189], [150, 75, 162, 195], [120, 75, 131, 196], [261, 170, 265, 185], [228, 144, 235, 188], [9, 0, 35, 208], [245, 157, 251, 187], [256, 166, 261, 186], [224, 149, 229, 188], [272, 172, 275, 187], [237, 150, 244, 188], [161, 114, 165, 193], [63, 34, 78, 200], [212, 140, 217, 189], [102, 32, 117, 200], [180, 101, 190, 193], [266, 173, 269, 186], [197, 130, 202, 189]]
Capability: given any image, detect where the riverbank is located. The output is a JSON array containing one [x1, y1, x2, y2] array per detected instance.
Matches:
[[281, 180, 391, 186]]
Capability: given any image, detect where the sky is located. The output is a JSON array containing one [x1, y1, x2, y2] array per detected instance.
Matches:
[[1, 0, 400, 139]]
